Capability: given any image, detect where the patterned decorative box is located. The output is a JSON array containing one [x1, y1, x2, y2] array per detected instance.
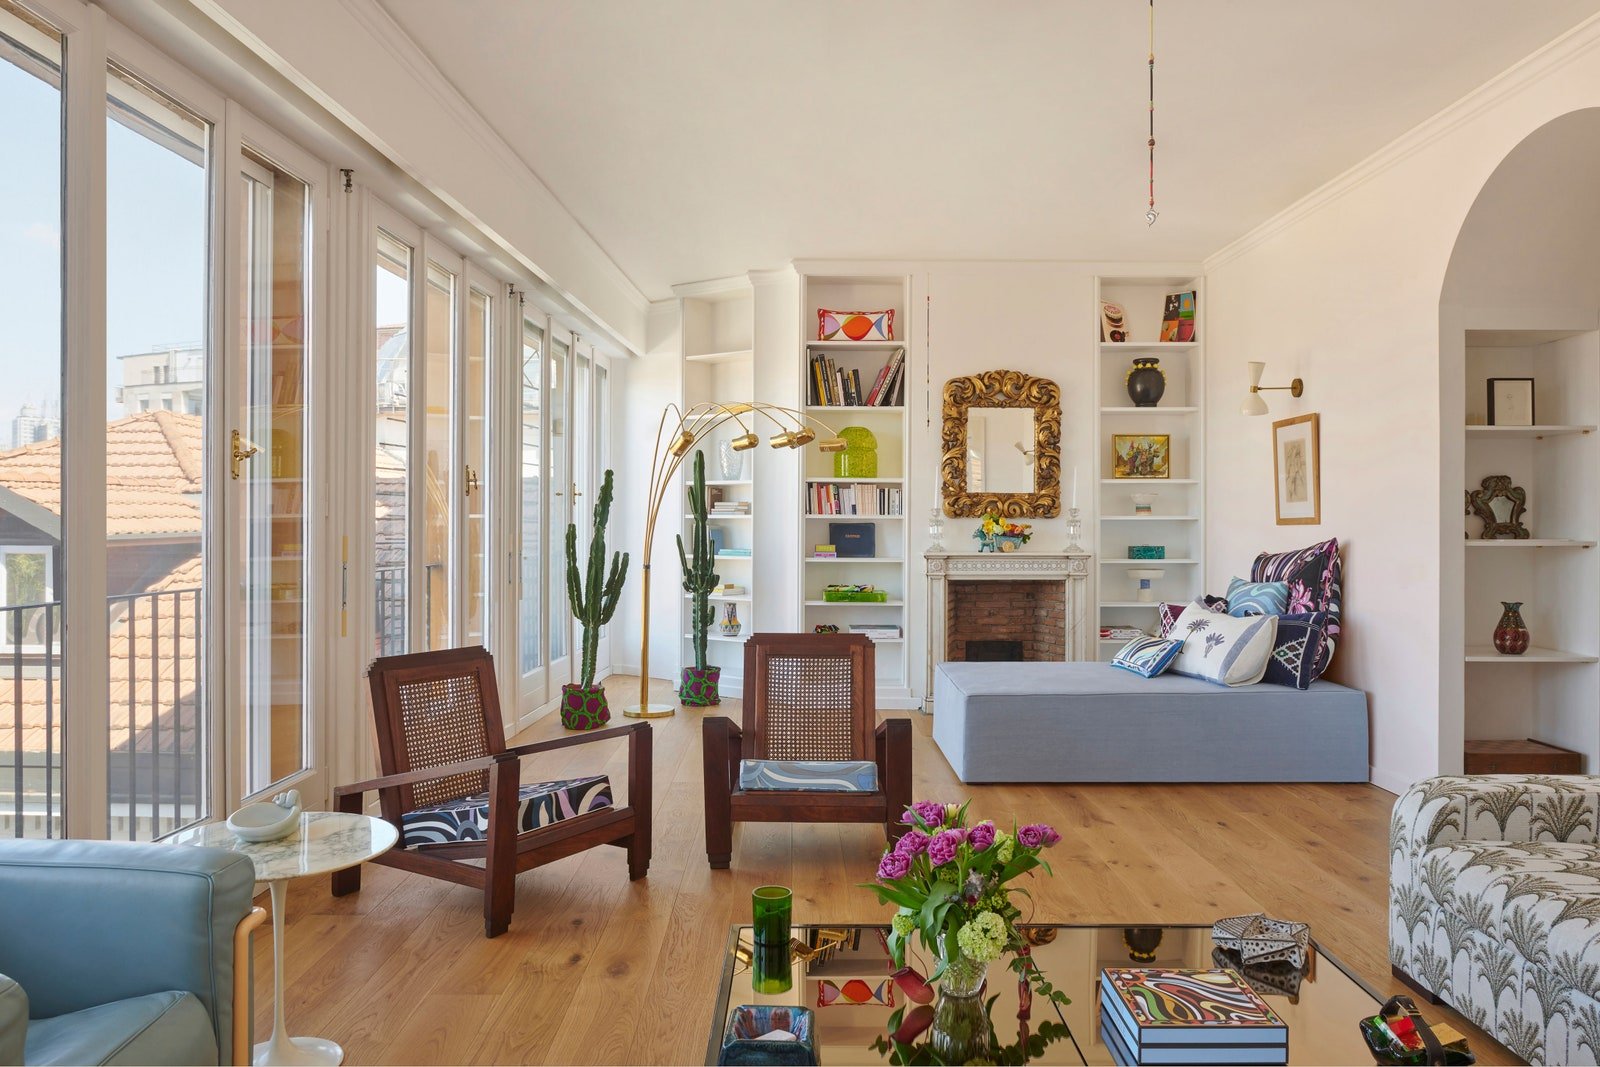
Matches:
[[1128, 545, 1166, 560], [1211, 913, 1310, 969]]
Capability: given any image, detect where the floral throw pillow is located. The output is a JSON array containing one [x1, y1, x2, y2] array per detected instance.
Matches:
[[1251, 537, 1342, 660]]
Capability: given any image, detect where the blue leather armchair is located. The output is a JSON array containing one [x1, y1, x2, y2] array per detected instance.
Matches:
[[0, 839, 262, 1066]]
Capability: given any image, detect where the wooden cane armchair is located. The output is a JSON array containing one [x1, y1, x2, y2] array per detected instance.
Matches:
[[331, 646, 651, 937], [702, 633, 911, 869]]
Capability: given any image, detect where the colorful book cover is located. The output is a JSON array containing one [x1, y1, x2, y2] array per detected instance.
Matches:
[[1101, 969, 1286, 1047], [1160, 291, 1197, 342]]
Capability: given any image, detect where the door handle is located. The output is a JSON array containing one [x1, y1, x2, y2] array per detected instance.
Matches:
[[231, 429, 260, 480], [464, 465, 480, 497]]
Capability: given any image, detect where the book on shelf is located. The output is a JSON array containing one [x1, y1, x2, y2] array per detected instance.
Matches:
[[718, 547, 751, 557], [807, 482, 903, 516], [1101, 627, 1147, 641], [813, 544, 837, 558], [1100, 968, 1286, 1066], [711, 501, 750, 514], [849, 624, 902, 638], [1160, 291, 1197, 343], [808, 347, 905, 407], [714, 583, 745, 596]]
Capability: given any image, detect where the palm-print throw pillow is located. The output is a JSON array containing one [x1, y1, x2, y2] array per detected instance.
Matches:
[[1168, 601, 1278, 686]]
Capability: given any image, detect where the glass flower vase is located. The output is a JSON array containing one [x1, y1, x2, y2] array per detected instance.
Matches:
[[931, 937, 991, 1063], [936, 932, 989, 998]]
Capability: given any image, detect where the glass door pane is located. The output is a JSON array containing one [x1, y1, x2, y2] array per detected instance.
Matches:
[[461, 286, 491, 646], [593, 359, 612, 670], [373, 229, 410, 657], [239, 149, 309, 795], [0, 0, 63, 837], [518, 318, 544, 694], [105, 64, 211, 840], [422, 262, 456, 650], [547, 335, 569, 672]]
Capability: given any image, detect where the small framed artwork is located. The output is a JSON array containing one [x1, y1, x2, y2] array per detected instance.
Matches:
[[1272, 413, 1321, 526], [1487, 378, 1535, 426], [1112, 434, 1170, 479]]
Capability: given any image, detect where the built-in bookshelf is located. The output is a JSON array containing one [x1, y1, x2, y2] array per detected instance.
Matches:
[[675, 278, 755, 698], [1460, 327, 1600, 767], [799, 273, 914, 704], [1092, 275, 1206, 658]]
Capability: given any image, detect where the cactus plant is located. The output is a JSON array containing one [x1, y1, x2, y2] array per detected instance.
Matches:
[[677, 450, 720, 672], [565, 468, 629, 691]]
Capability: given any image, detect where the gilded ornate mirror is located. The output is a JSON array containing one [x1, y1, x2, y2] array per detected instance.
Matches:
[[1467, 474, 1529, 539], [940, 370, 1061, 517]]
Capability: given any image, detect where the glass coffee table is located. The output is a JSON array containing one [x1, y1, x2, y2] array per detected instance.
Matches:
[[707, 923, 1383, 1065]]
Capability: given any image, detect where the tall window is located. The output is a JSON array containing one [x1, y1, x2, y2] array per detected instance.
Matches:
[[422, 261, 456, 649], [461, 286, 491, 646], [374, 230, 411, 657], [547, 336, 568, 665], [0, 0, 63, 839], [105, 63, 212, 840], [519, 318, 543, 676]]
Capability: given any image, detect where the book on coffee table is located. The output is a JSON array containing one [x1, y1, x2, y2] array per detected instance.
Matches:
[[1100, 967, 1287, 1065]]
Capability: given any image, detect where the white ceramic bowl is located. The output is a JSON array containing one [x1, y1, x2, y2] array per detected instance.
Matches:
[[227, 801, 301, 843]]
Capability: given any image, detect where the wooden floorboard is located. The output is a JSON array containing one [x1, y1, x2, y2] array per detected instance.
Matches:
[[254, 675, 1520, 1065]]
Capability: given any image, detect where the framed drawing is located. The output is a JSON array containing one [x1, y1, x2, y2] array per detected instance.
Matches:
[[1487, 377, 1535, 427], [1272, 413, 1320, 525], [1111, 434, 1170, 479]]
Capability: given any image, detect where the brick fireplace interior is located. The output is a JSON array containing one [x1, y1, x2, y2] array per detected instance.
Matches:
[[945, 579, 1067, 662]]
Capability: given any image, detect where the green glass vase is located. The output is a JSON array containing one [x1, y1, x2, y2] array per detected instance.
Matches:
[[832, 426, 878, 478]]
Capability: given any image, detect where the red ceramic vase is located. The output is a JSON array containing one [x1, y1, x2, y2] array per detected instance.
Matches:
[[1493, 601, 1530, 656]]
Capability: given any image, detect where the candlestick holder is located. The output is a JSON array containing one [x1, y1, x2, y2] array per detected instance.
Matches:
[[927, 504, 946, 552], [1065, 507, 1085, 554]]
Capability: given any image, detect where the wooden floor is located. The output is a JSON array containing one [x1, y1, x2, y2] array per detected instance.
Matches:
[[254, 677, 1517, 1065]]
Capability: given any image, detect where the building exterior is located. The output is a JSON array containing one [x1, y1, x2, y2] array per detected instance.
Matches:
[[114, 343, 204, 417]]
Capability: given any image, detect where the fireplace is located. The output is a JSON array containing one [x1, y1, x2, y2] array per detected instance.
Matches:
[[923, 549, 1091, 705], [962, 639, 1025, 662], [946, 580, 1066, 662]]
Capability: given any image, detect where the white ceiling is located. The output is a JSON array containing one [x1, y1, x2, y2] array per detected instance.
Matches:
[[379, 0, 1600, 300]]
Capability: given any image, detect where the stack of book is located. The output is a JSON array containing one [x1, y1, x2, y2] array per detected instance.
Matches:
[[1100, 968, 1287, 1066], [1101, 626, 1148, 642], [849, 623, 902, 640], [808, 348, 906, 407], [714, 583, 745, 597], [718, 547, 751, 558], [812, 545, 837, 559], [711, 500, 750, 516], [808, 482, 904, 516]]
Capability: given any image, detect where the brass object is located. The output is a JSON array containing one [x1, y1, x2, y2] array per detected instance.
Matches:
[[624, 401, 847, 718], [230, 429, 260, 480], [940, 370, 1061, 517], [1467, 474, 1530, 539], [464, 464, 480, 497]]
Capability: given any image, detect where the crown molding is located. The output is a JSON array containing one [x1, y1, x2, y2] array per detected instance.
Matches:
[[1204, 12, 1600, 272]]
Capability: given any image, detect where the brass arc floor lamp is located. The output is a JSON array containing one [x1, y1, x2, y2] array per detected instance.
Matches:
[[622, 402, 846, 718]]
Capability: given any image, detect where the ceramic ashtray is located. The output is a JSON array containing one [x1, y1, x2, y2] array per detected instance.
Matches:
[[227, 789, 302, 843]]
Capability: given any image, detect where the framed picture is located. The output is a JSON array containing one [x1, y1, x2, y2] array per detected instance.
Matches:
[[1487, 377, 1535, 427], [1112, 434, 1170, 479], [1272, 413, 1320, 525]]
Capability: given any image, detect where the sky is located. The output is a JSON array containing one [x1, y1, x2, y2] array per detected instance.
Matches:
[[1, 44, 206, 445]]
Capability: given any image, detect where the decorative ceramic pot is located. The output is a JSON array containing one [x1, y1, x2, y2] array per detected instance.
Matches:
[[1494, 601, 1530, 655], [833, 426, 878, 478], [679, 665, 721, 706], [559, 683, 610, 730], [717, 440, 744, 481], [1125, 357, 1167, 407], [719, 602, 742, 637]]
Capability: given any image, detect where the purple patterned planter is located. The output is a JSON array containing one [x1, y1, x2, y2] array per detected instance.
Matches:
[[560, 683, 611, 730], [679, 665, 721, 707]]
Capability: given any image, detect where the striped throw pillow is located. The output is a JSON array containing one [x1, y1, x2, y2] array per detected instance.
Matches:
[[1110, 636, 1185, 678], [1226, 577, 1290, 617]]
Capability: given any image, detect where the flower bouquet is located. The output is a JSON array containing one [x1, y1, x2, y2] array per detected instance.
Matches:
[[973, 513, 1032, 553], [862, 801, 1070, 1014]]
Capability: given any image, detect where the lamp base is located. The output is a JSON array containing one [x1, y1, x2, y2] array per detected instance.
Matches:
[[622, 703, 676, 719]]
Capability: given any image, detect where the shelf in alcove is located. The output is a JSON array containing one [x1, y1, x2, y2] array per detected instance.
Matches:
[[1465, 645, 1599, 663], [1099, 407, 1200, 415], [1466, 424, 1595, 439], [1101, 478, 1199, 485], [1102, 558, 1198, 565], [1464, 539, 1596, 549], [1100, 515, 1200, 522], [805, 340, 905, 352], [1098, 341, 1198, 350], [684, 349, 753, 364]]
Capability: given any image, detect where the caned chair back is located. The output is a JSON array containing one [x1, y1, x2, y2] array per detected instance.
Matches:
[[743, 633, 875, 762], [367, 645, 508, 819]]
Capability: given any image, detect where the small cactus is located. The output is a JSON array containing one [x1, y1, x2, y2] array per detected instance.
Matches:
[[566, 468, 628, 689], [677, 450, 720, 671]]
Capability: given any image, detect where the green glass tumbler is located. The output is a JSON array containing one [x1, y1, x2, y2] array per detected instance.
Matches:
[[752, 885, 793, 994]]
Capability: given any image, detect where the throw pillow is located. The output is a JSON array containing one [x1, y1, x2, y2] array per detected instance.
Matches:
[[1110, 636, 1184, 678], [1169, 602, 1278, 687], [1261, 611, 1333, 690], [1251, 538, 1343, 661], [1225, 577, 1290, 617], [1157, 597, 1227, 638], [818, 308, 895, 342]]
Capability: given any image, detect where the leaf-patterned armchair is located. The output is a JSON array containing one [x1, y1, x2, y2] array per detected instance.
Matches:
[[1391, 775, 1600, 1064]]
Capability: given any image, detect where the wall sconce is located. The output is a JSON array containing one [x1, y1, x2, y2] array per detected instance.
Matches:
[[1241, 361, 1304, 416]]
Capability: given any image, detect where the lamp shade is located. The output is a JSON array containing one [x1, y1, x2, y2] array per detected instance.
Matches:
[[1246, 361, 1265, 389], [1240, 391, 1269, 417]]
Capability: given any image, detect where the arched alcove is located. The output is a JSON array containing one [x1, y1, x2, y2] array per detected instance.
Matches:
[[1439, 108, 1600, 772]]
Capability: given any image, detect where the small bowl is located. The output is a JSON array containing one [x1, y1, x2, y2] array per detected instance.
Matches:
[[719, 1005, 815, 1066], [227, 801, 301, 843]]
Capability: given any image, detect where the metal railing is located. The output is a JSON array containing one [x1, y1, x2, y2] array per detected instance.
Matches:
[[375, 564, 406, 658], [1, 587, 204, 840]]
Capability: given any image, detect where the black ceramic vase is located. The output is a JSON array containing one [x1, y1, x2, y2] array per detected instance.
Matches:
[[1126, 357, 1166, 407]]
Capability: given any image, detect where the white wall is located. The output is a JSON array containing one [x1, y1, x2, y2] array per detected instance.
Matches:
[[1203, 18, 1600, 794]]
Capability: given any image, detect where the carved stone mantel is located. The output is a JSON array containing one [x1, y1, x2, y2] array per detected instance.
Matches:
[[923, 550, 1093, 704]]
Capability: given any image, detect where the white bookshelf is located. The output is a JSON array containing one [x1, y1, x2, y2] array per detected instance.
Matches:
[[799, 272, 914, 705], [675, 278, 756, 698], [1092, 275, 1206, 659], [1460, 328, 1600, 766]]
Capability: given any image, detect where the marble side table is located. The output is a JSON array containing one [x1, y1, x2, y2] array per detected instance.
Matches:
[[172, 811, 398, 1065]]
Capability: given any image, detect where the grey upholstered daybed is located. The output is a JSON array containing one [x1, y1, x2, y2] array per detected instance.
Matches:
[[930, 661, 1368, 783]]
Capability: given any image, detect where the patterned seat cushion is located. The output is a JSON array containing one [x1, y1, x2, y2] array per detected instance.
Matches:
[[738, 759, 878, 792], [401, 775, 613, 848]]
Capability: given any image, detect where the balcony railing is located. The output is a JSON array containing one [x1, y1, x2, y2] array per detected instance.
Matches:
[[1, 587, 204, 840], [375, 564, 406, 658]]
